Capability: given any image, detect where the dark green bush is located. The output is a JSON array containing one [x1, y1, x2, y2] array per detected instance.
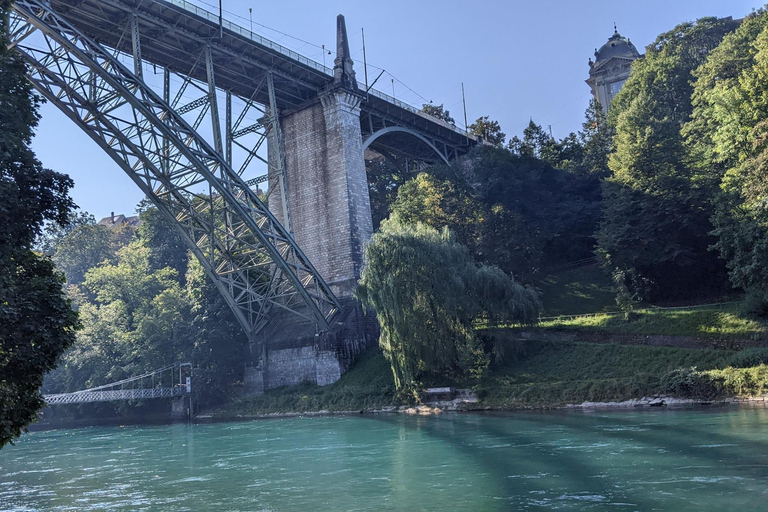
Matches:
[[740, 289, 768, 318], [725, 348, 768, 368], [661, 367, 720, 399]]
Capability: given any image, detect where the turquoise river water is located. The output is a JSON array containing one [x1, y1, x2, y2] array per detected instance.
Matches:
[[1, 407, 767, 511]]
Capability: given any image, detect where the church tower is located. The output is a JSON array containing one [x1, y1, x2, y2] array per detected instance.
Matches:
[[586, 26, 641, 111]]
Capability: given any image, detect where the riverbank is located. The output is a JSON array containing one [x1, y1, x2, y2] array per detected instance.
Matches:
[[207, 329, 768, 419]]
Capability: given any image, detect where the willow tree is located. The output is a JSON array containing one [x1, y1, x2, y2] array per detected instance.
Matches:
[[356, 216, 540, 392]]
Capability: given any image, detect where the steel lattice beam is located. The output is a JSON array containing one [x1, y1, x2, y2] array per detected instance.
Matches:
[[9, 0, 340, 352], [45, 387, 187, 405]]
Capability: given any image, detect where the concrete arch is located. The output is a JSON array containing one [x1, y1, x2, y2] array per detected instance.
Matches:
[[362, 126, 450, 165]]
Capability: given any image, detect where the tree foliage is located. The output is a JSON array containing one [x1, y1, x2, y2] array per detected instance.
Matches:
[[469, 116, 506, 146], [52, 224, 119, 285], [135, 202, 188, 283], [420, 103, 455, 125], [356, 216, 540, 391], [43, 206, 245, 409], [36, 211, 96, 256], [391, 140, 605, 283], [597, 16, 738, 301], [0, 0, 78, 447], [685, 10, 768, 306], [366, 157, 415, 230]]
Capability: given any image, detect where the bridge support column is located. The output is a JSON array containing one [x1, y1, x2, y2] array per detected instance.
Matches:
[[256, 90, 374, 392], [274, 89, 372, 298], [252, 15, 375, 394], [170, 396, 190, 420]]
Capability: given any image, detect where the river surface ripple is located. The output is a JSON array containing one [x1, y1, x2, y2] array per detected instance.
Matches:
[[1, 407, 767, 511]]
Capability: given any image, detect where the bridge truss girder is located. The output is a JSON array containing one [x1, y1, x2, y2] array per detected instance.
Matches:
[[8, 0, 340, 352], [361, 100, 472, 165]]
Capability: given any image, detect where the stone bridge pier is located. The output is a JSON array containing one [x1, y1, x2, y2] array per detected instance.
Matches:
[[245, 15, 375, 393], [270, 90, 371, 299]]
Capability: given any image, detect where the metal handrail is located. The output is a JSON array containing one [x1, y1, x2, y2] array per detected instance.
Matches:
[[162, 0, 475, 139], [43, 363, 192, 405]]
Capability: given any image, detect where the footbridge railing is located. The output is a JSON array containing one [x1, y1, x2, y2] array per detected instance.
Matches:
[[44, 363, 192, 405]]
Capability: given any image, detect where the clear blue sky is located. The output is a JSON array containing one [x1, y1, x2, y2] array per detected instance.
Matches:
[[31, 0, 758, 219]]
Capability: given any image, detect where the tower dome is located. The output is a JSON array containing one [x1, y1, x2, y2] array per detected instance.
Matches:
[[594, 29, 640, 63]]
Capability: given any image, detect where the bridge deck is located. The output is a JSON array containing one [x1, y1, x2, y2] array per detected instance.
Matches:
[[44, 387, 187, 405], [49, 0, 475, 153]]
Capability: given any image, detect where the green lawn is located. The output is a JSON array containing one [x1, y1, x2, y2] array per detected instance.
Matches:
[[478, 334, 732, 408], [538, 306, 768, 339], [478, 331, 768, 408]]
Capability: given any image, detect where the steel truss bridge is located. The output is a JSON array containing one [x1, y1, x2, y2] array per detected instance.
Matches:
[[6, 0, 477, 351], [44, 364, 191, 405]]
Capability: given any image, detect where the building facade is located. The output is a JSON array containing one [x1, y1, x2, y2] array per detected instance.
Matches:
[[586, 27, 641, 112]]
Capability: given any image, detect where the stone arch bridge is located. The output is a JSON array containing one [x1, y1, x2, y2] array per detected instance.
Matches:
[[7, 0, 479, 392]]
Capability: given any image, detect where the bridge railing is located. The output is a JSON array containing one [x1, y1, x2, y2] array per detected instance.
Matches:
[[167, 0, 333, 76], [44, 387, 187, 405], [165, 0, 476, 140], [43, 363, 192, 406]]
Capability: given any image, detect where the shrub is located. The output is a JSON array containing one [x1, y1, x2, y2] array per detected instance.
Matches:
[[661, 367, 720, 399], [740, 289, 768, 318], [706, 365, 768, 397], [725, 348, 768, 368]]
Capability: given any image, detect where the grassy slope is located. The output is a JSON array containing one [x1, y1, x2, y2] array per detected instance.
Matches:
[[478, 334, 736, 408], [214, 266, 768, 416], [537, 263, 768, 339], [538, 307, 768, 339]]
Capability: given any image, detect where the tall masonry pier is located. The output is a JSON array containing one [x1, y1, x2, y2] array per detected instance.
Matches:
[[248, 16, 374, 392], [271, 16, 372, 299]]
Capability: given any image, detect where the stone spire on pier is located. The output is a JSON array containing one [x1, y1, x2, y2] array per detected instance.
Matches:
[[333, 14, 358, 90]]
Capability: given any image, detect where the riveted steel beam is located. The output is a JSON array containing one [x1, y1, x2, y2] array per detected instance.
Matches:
[[9, 0, 340, 349]]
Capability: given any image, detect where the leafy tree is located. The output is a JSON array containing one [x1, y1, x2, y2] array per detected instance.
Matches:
[[185, 258, 247, 405], [47, 241, 186, 390], [578, 99, 611, 178], [469, 116, 506, 146], [366, 157, 415, 230], [0, 0, 78, 447], [45, 228, 245, 408], [421, 103, 455, 124], [597, 17, 738, 301], [508, 120, 562, 165], [52, 224, 117, 285], [136, 204, 188, 283], [356, 216, 540, 392], [392, 145, 602, 282], [685, 11, 768, 305], [36, 211, 96, 256]]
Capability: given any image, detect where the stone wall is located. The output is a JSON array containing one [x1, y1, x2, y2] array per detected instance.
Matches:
[[265, 346, 342, 389], [255, 299, 373, 391]]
